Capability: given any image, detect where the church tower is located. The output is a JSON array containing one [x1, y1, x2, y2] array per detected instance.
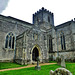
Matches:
[[33, 7, 54, 26]]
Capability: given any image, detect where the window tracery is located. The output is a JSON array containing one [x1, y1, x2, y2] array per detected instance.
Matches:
[[5, 32, 15, 49], [60, 32, 66, 50]]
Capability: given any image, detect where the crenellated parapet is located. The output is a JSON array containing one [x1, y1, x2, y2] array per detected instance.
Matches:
[[33, 7, 53, 16], [33, 7, 54, 26]]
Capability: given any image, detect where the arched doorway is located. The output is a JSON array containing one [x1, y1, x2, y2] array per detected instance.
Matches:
[[32, 47, 39, 61]]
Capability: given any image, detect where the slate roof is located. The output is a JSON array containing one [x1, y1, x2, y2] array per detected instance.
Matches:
[[55, 20, 72, 29], [8, 16, 33, 25], [0, 14, 33, 26]]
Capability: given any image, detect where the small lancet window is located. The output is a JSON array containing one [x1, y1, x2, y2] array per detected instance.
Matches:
[[5, 32, 15, 49], [48, 16, 50, 22], [5, 35, 8, 48], [9, 36, 12, 48], [12, 37, 14, 49]]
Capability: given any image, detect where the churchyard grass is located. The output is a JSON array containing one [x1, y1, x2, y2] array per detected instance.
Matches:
[[0, 62, 26, 70], [0, 64, 60, 75], [0, 62, 75, 75], [66, 62, 75, 74], [49, 61, 57, 63]]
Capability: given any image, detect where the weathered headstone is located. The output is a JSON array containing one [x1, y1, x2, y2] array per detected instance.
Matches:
[[50, 68, 72, 75], [61, 55, 66, 68], [35, 57, 41, 70], [56, 56, 61, 65]]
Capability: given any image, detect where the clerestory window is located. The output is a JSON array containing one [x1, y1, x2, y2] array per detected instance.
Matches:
[[5, 32, 15, 49]]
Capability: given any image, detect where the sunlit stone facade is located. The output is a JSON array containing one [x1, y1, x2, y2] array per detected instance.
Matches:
[[0, 7, 75, 64]]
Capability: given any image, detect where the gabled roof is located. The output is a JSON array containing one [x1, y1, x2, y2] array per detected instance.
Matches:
[[55, 20, 72, 29], [8, 16, 33, 25], [0, 14, 33, 26]]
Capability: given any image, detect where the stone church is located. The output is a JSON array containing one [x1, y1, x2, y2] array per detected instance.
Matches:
[[0, 7, 75, 65]]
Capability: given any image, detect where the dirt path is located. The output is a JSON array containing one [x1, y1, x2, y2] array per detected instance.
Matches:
[[0, 63, 56, 72]]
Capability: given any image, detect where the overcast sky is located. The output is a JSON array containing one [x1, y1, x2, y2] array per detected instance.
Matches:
[[0, 0, 75, 25], [0, 0, 9, 13]]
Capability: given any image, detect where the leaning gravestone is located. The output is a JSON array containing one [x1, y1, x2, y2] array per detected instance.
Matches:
[[35, 57, 41, 70], [61, 55, 66, 68], [50, 68, 72, 75]]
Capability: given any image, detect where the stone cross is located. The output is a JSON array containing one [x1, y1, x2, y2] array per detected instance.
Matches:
[[35, 57, 41, 70], [36, 57, 39, 66]]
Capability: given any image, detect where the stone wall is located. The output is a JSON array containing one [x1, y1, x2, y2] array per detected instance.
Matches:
[[56, 24, 72, 51], [0, 8, 75, 64], [15, 26, 49, 64], [0, 15, 32, 62], [52, 21, 75, 61]]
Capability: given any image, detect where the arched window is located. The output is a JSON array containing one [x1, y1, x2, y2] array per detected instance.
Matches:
[[60, 32, 66, 50], [5, 32, 15, 49], [12, 37, 15, 49], [37, 17, 39, 22], [48, 16, 50, 22], [5, 35, 8, 48]]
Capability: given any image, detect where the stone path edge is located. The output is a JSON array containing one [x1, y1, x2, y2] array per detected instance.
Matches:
[[0, 63, 56, 72]]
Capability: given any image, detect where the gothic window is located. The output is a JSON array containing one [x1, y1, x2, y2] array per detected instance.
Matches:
[[48, 16, 50, 22], [12, 37, 15, 49], [5, 35, 8, 48], [9, 36, 12, 48], [5, 32, 15, 49], [48, 35, 53, 53], [60, 32, 66, 50]]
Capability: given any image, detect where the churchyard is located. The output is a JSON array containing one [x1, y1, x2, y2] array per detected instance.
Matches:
[[0, 61, 75, 75]]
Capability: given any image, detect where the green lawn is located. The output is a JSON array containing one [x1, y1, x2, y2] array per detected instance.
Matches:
[[66, 63, 75, 74], [0, 62, 26, 70], [0, 62, 75, 75], [49, 61, 57, 63]]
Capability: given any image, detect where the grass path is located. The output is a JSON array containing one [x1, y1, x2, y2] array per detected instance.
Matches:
[[0, 63, 56, 72]]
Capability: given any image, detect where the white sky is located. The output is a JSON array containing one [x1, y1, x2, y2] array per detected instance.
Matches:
[[1, 0, 75, 25]]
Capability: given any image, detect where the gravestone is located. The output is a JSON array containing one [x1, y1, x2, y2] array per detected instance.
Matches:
[[35, 57, 41, 70], [50, 68, 72, 75], [56, 56, 61, 65], [61, 55, 66, 68]]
